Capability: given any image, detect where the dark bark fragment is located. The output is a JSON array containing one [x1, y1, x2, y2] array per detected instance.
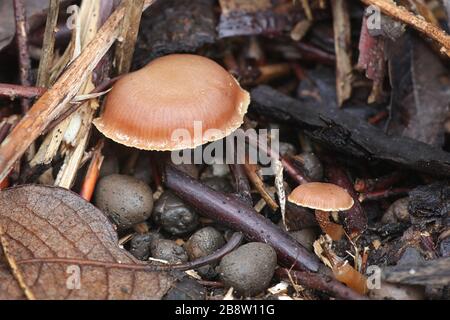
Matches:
[[250, 85, 450, 177]]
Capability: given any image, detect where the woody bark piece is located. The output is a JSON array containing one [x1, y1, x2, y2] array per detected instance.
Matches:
[[331, 0, 352, 106], [36, 0, 60, 88], [250, 85, 450, 177], [115, 0, 145, 75], [0, 0, 155, 183], [361, 0, 450, 57]]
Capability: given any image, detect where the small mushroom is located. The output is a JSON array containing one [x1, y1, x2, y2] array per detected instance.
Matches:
[[288, 182, 354, 241], [93, 54, 250, 151]]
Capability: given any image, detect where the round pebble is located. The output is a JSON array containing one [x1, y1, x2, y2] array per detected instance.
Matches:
[[185, 227, 225, 260], [219, 242, 277, 296], [153, 191, 199, 235], [129, 232, 161, 261], [164, 278, 206, 300], [95, 174, 153, 230], [150, 239, 189, 264]]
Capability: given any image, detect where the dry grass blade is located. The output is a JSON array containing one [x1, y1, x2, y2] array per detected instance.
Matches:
[[36, 0, 60, 88]]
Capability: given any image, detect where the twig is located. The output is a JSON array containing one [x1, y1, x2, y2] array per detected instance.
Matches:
[[243, 162, 279, 211], [359, 187, 410, 202], [80, 140, 104, 201], [360, 0, 450, 57], [13, 0, 32, 113], [36, 0, 60, 88], [0, 224, 36, 300], [0, 0, 155, 183], [331, 0, 353, 106], [115, 0, 145, 74], [243, 122, 310, 185], [0, 83, 46, 100], [164, 164, 321, 272], [17, 232, 243, 272], [354, 171, 405, 193]]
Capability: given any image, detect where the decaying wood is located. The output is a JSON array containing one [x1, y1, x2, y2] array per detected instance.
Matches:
[[360, 0, 450, 57], [54, 0, 110, 189], [0, 0, 155, 183], [382, 257, 450, 286], [251, 85, 450, 177], [115, 0, 146, 75], [36, 0, 60, 88], [331, 0, 352, 106], [13, 0, 32, 114]]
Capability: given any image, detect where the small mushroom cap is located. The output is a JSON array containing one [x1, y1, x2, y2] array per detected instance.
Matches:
[[288, 182, 354, 211], [93, 54, 250, 151]]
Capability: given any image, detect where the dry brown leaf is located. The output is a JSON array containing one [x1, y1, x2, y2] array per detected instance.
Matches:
[[0, 185, 173, 300]]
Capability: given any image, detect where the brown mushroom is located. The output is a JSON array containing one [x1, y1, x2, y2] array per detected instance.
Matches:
[[93, 54, 250, 151], [288, 182, 354, 241]]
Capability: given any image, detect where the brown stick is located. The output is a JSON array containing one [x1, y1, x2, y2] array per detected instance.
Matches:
[[244, 162, 279, 211], [36, 0, 60, 88], [115, 0, 145, 74], [13, 0, 32, 113], [0, 83, 46, 100], [331, 0, 353, 107], [360, 0, 450, 57], [0, 1, 155, 183], [17, 232, 243, 272]]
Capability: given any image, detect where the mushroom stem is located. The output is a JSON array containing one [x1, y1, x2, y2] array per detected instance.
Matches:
[[315, 210, 345, 241]]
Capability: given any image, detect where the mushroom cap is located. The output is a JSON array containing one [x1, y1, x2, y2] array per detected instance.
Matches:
[[288, 182, 354, 211], [93, 54, 250, 151]]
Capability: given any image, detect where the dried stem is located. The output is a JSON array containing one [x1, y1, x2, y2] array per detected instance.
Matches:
[[0, 83, 46, 100], [36, 0, 60, 88], [359, 187, 410, 202], [331, 0, 353, 106], [360, 0, 450, 57], [115, 0, 145, 74], [13, 0, 32, 113], [243, 162, 279, 211], [17, 232, 243, 272]]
